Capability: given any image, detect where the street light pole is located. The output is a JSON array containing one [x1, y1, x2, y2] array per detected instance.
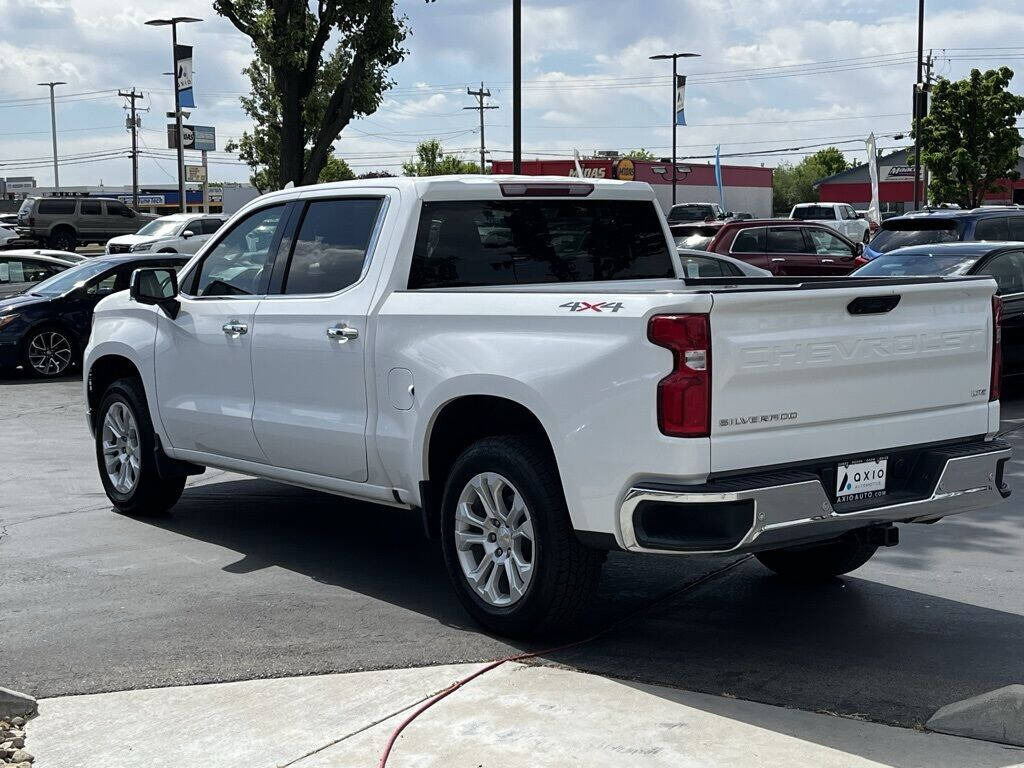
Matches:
[[512, 0, 522, 174], [649, 52, 700, 207], [37, 81, 66, 193], [146, 16, 201, 213]]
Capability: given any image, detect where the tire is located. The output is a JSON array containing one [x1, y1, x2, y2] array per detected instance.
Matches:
[[755, 532, 878, 581], [440, 435, 604, 638], [22, 325, 76, 377], [95, 377, 185, 516], [48, 227, 76, 251]]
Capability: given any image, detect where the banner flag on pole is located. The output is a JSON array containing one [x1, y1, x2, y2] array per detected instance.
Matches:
[[714, 144, 726, 211], [675, 75, 687, 126], [866, 132, 881, 227], [175, 44, 195, 108]]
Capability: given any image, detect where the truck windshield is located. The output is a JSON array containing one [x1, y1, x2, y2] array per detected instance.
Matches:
[[409, 199, 674, 288], [869, 218, 962, 254]]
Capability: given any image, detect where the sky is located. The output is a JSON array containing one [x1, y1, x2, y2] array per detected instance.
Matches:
[[0, 0, 1022, 188]]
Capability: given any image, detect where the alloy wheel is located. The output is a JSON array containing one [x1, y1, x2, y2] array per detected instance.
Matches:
[[454, 472, 536, 607], [101, 401, 141, 494], [27, 330, 72, 376]]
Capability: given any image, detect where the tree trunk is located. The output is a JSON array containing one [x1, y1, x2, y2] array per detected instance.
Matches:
[[278, 75, 305, 189]]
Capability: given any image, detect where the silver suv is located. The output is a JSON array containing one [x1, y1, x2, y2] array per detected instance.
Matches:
[[17, 197, 156, 251]]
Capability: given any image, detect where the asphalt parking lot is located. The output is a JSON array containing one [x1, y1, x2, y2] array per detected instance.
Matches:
[[2, 372, 1023, 733]]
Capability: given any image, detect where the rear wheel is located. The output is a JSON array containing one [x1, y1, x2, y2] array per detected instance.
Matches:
[[22, 326, 75, 377], [95, 377, 185, 516], [755, 532, 878, 580], [440, 435, 604, 638], [48, 227, 76, 251]]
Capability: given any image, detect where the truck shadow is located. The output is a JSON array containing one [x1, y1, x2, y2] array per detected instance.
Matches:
[[146, 473, 1024, 752]]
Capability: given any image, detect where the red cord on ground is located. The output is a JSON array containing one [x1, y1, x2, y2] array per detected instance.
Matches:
[[377, 556, 750, 767]]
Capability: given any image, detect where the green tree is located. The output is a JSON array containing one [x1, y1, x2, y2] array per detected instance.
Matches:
[[357, 170, 396, 179], [318, 155, 355, 183], [623, 148, 656, 160], [402, 139, 480, 176], [215, 0, 409, 190], [916, 67, 1024, 208], [771, 147, 851, 213]]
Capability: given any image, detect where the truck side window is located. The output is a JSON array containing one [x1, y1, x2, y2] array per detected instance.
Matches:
[[280, 198, 383, 295], [186, 205, 285, 297], [975, 217, 1008, 241]]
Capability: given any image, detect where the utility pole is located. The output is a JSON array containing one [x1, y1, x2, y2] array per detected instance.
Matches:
[[465, 83, 499, 173], [37, 81, 66, 193], [119, 88, 143, 208], [512, 0, 522, 173], [912, 0, 925, 210], [921, 50, 934, 207]]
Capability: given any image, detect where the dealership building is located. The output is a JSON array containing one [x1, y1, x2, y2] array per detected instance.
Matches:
[[491, 156, 774, 217], [816, 147, 1024, 214]]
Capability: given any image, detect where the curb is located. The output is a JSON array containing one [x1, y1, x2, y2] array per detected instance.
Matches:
[[927, 684, 1024, 747], [0, 688, 36, 719]]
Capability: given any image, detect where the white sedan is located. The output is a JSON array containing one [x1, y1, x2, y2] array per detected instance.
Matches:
[[676, 247, 772, 278], [105, 213, 226, 255]]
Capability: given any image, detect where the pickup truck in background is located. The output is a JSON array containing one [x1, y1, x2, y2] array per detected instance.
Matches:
[[83, 176, 1010, 637], [791, 202, 871, 243]]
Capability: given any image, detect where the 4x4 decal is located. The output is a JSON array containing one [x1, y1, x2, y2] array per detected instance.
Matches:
[[558, 301, 624, 313]]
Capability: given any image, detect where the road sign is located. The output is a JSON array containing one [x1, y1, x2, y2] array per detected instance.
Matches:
[[185, 164, 206, 182], [167, 124, 216, 152]]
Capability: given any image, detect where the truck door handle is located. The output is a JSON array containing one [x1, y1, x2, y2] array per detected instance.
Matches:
[[327, 324, 359, 342], [222, 321, 248, 336], [821, 258, 835, 263], [771, 258, 786, 262]]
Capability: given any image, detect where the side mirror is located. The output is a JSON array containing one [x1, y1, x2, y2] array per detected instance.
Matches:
[[130, 267, 180, 318], [725, 211, 734, 218], [854, 242, 865, 257], [181, 229, 195, 239]]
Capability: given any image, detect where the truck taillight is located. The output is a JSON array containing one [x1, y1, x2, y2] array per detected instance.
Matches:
[[648, 314, 711, 437], [991, 294, 1002, 401]]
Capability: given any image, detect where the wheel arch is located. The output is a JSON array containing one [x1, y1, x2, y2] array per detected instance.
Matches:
[[86, 353, 144, 433], [418, 392, 563, 539]]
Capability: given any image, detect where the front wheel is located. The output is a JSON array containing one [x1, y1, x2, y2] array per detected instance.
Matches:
[[755, 532, 878, 581], [96, 377, 185, 516], [22, 326, 75, 377], [440, 436, 604, 638]]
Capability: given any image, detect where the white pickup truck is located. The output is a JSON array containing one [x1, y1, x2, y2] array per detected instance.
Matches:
[[84, 176, 1010, 637], [791, 202, 871, 243]]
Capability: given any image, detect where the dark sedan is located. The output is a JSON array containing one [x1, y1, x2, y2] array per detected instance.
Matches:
[[852, 241, 1024, 378], [0, 253, 189, 377]]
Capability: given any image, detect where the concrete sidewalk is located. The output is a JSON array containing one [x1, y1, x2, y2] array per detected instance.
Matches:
[[29, 662, 1023, 768]]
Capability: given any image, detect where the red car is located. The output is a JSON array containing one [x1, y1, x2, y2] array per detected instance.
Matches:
[[705, 219, 865, 276]]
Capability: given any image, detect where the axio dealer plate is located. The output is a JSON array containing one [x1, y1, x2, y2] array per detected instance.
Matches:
[[836, 457, 887, 502]]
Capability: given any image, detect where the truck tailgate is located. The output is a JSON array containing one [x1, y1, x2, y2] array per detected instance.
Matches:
[[708, 278, 998, 473]]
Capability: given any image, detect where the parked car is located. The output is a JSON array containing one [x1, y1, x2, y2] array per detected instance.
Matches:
[[106, 213, 227, 255], [677, 247, 771, 277], [81, 175, 1010, 637], [790, 202, 871, 243], [0, 223, 19, 249], [669, 222, 724, 250], [0, 250, 80, 299], [852, 241, 1024, 378], [667, 202, 726, 224], [863, 206, 1024, 262], [705, 219, 863, 275], [0, 253, 188, 377], [16, 197, 157, 251]]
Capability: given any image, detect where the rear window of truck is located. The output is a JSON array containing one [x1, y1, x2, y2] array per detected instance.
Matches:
[[409, 199, 674, 288], [791, 205, 835, 220]]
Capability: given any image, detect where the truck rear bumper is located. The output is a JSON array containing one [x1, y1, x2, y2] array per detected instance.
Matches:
[[618, 439, 1011, 554]]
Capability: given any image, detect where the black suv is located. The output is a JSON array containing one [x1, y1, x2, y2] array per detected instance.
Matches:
[[16, 197, 156, 251], [864, 206, 1024, 260]]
